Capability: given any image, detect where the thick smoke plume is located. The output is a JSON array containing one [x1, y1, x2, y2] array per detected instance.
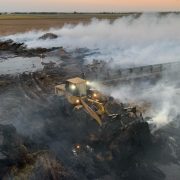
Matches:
[[102, 79, 180, 130], [1, 13, 180, 67], [1, 13, 180, 130]]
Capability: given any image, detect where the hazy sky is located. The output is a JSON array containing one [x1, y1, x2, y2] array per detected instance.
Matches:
[[0, 0, 180, 12]]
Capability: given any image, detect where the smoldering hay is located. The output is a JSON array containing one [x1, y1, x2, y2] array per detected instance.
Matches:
[[103, 81, 180, 130], [1, 13, 180, 67]]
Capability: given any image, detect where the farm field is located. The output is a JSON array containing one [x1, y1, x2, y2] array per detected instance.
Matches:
[[0, 13, 138, 35]]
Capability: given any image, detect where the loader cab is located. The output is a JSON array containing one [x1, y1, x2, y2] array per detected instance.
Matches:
[[65, 77, 88, 97], [55, 77, 91, 105]]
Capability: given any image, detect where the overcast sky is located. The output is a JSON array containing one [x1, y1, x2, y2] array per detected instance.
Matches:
[[0, 0, 180, 12]]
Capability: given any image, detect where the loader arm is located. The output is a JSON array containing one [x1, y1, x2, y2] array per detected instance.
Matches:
[[80, 98, 102, 126], [87, 98, 106, 115]]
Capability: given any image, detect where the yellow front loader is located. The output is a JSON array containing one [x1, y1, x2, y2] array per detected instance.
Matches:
[[55, 77, 113, 126]]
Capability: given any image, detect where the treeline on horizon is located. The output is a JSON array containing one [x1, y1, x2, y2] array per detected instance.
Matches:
[[0, 11, 180, 15], [0, 12, 140, 15]]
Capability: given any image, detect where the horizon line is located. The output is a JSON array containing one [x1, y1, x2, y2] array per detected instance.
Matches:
[[0, 11, 180, 14]]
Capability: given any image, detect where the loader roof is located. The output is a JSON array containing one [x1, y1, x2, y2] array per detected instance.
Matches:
[[66, 77, 86, 84]]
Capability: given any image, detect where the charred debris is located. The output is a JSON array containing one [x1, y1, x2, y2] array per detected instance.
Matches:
[[0, 38, 178, 179], [0, 34, 59, 57]]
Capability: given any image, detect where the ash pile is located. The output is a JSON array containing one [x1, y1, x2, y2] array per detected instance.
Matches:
[[0, 45, 177, 179], [0, 95, 166, 180]]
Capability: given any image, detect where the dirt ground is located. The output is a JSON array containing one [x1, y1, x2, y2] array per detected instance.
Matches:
[[0, 19, 87, 36], [0, 13, 137, 36]]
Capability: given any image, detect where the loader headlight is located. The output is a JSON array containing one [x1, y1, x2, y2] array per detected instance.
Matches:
[[86, 81, 90, 85], [70, 84, 76, 90], [76, 144, 80, 149], [93, 93, 97, 98], [76, 99, 80, 104]]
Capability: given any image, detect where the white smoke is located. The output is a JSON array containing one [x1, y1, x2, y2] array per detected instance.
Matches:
[[1, 13, 180, 129], [99, 77, 180, 130], [1, 13, 180, 67]]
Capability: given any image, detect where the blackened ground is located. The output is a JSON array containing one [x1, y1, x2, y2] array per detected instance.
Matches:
[[0, 71, 176, 180], [0, 39, 58, 57], [0, 44, 180, 179]]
